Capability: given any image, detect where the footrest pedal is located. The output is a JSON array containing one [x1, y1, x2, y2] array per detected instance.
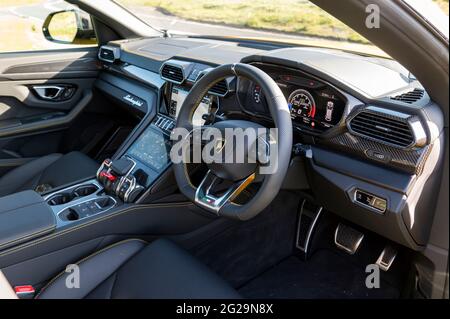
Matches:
[[296, 200, 322, 257]]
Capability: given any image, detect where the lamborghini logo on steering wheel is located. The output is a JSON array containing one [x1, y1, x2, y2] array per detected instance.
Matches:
[[214, 138, 226, 154]]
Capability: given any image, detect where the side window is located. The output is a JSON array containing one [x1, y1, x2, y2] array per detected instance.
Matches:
[[0, 0, 97, 53]]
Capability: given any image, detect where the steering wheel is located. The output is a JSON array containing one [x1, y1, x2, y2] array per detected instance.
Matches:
[[172, 63, 293, 220]]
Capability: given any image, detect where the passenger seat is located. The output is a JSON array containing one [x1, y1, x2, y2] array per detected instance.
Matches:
[[0, 152, 98, 197]]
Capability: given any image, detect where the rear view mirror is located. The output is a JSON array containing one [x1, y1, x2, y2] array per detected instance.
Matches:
[[42, 9, 96, 45]]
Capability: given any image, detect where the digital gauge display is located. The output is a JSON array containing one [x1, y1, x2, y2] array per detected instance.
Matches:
[[287, 87, 343, 131], [288, 89, 316, 119]]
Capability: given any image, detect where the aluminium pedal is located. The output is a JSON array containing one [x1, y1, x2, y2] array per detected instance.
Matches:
[[334, 223, 364, 255], [296, 200, 322, 256], [376, 245, 397, 271]]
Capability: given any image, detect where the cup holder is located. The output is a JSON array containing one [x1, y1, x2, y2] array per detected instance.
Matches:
[[73, 184, 98, 197], [47, 183, 99, 206], [96, 196, 115, 209], [58, 196, 116, 222], [59, 208, 79, 221], [47, 193, 74, 206]]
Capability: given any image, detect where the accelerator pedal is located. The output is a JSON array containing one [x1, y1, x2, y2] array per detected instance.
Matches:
[[376, 245, 397, 271]]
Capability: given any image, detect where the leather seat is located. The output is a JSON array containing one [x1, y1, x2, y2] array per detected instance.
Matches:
[[36, 239, 240, 299], [0, 152, 98, 197]]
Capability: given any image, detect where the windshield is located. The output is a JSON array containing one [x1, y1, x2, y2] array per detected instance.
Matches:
[[403, 0, 449, 39], [115, 0, 448, 57]]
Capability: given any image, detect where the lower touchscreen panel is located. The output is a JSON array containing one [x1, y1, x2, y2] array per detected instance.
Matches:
[[128, 127, 171, 173]]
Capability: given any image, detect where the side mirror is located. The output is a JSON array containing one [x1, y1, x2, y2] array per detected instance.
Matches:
[[42, 9, 96, 45]]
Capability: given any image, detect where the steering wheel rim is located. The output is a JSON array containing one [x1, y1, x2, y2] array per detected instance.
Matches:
[[172, 63, 293, 221]]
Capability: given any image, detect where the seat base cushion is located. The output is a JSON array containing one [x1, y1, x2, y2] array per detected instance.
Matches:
[[37, 239, 240, 299], [0, 151, 98, 197]]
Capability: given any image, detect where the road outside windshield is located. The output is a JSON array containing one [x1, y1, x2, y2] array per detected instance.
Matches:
[[116, 0, 449, 56], [0, 0, 448, 54]]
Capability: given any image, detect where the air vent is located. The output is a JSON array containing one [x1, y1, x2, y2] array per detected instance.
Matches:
[[160, 63, 185, 84], [390, 88, 424, 104], [98, 46, 120, 63], [209, 80, 229, 96], [349, 111, 415, 148], [195, 69, 230, 97], [153, 115, 175, 134]]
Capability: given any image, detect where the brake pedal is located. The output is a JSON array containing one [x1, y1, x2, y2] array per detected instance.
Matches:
[[296, 200, 322, 257], [376, 245, 397, 271], [334, 223, 364, 255]]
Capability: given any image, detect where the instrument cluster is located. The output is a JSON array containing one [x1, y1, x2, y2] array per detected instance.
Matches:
[[243, 63, 347, 134]]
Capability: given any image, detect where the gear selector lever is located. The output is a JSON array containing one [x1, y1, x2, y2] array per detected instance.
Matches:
[[97, 157, 144, 203], [110, 158, 134, 176]]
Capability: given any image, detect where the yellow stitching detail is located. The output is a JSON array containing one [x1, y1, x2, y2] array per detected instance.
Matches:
[[0, 202, 192, 257]]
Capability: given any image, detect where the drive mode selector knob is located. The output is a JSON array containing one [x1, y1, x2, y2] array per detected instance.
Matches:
[[97, 159, 119, 193], [117, 175, 144, 203], [126, 184, 145, 203], [102, 172, 120, 194], [96, 158, 112, 184]]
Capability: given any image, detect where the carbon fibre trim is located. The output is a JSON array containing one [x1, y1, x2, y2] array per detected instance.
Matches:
[[322, 132, 431, 175]]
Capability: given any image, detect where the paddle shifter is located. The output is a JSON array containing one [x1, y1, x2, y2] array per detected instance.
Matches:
[[97, 158, 144, 203]]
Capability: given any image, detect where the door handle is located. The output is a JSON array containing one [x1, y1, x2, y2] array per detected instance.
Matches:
[[32, 85, 76, 101], [33, 86, 65, 100]]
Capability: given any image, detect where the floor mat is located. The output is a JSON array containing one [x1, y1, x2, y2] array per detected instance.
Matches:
[[239, 250, 400, 299], [192, 191, 300, 288]]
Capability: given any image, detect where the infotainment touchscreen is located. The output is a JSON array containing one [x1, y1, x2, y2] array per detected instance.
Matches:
[[169, 87, 211, 125], [128, 128, 171, 172]]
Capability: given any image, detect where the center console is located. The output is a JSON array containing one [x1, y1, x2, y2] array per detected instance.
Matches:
[[97, 113, 175, 201], [37, 113, 176, 228]]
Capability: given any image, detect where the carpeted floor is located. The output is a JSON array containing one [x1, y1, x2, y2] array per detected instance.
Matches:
[[192, 191, 300, 288], [239, 249, 400, 299]]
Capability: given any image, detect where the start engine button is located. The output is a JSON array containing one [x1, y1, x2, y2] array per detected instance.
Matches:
[[366, 149, 391, 163]]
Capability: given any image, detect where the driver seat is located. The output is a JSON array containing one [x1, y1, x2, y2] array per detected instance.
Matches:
[[35, 239, 240, 299]]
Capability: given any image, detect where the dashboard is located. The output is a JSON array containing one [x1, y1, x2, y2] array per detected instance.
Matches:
[[95, 37, 444, 251]]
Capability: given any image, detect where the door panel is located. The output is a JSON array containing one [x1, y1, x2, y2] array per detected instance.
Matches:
[[0, 49, 99, 81], [0, 82, 94, 137], [0, 48, 100, 175], [0, 78, 95, 119]]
